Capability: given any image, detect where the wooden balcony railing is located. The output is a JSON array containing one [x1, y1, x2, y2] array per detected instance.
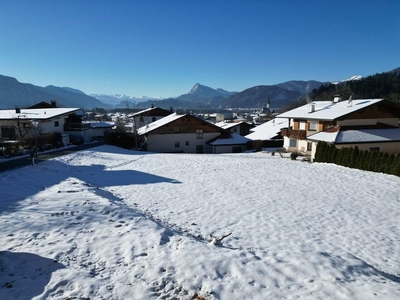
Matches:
[[280, 128, 307, 140], [64, 122, 91, 131]]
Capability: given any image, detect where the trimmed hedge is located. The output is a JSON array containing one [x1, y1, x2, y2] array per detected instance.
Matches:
[[314, 141, 400, 176], [104, 130, 137, 149]]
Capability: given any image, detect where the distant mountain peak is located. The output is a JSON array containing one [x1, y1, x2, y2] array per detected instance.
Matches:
[[343, 75, 363, 81], [331, 75, 363, 85]]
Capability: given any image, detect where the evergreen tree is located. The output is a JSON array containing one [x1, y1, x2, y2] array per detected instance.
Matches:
[[391, 155, 400, 176], [362, 151, 372, 171], [346, 147, 354, 167], [336, 147, 345, 166], [349, 146, 359, 168], [368, 151, 379, 172], [385, 153, 396, 174], [354, 150, 364, 169], [315, 141, 327, 162]]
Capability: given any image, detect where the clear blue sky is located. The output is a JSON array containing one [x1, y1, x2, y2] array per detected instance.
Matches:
[[1, 0, 399, 98]]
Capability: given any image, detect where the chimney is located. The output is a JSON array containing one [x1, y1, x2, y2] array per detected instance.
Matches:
[[15, 106, 21, 114], [308, 103, 315, 113], [51, 100, 56, 107], [333, 95, 342, 103]]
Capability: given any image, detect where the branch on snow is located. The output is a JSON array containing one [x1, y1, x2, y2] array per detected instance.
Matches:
[[208, 232, 232, 246]]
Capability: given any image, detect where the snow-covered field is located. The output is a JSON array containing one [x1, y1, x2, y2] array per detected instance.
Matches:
[[1, 145, 399, 300]]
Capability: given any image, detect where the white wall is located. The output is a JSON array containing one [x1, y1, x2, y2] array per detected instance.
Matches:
[[146, 132, 221, 153]]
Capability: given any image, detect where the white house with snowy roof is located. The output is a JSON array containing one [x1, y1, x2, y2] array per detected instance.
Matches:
[[214, 120, 254, 136], [128, 106, 172, 129], [277, 96, 400, 161], [0, 107, 87, 144], [137, 112, 250, 154]]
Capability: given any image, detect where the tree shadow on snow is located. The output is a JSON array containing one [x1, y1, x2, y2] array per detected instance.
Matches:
[[320, 252, 400, 284], [0, 156, 181, 213], [0, 251, 65, 299]]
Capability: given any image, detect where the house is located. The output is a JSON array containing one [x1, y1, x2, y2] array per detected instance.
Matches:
[[128, 106, 172, 129], [137, 112, 229, 153], [278, 97, 400, 161], [246, 117, 287, 140], [0, 107, 86, 143], [208, 132, 251, 154], [214, 120, 254, 136], [245, 117, 286, 149], [90, 121, 115, 137]]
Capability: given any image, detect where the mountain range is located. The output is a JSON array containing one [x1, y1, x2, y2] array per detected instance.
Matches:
[[1, 69, 397, 111]]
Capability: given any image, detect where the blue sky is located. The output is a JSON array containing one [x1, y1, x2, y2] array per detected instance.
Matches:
[[1, 0, 399, 98]]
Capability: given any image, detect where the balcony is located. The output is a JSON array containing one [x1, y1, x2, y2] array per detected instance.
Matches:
[[280, 128, 307, 140], [64, 122, 91, 131]]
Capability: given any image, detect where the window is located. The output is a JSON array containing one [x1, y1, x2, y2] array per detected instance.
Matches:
[[185, 141, 189, 146], [307, 142, 312, 151], [1, 126, 16, 140], [299, 121, 306, 130], [289, 139, 297, 147], [140, 116, 144, 122], [54, 121, 59, 127], [309, 121, 318, 131], [160, 128, 165, 134], [174, 141, 180, 148], [174, 126, 180, 133], [196, 129, 203, 139]]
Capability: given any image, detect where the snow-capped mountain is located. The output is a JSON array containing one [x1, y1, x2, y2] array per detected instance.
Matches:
[[332, 75, 363, 85], [90, 94, 164, 106]]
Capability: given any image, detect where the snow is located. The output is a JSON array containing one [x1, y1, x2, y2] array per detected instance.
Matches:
[[136, 113, 184, 135], [1, 145, 400, 300], [0, 108, 81, 120], [309, 128, 400, 144], [246, 118, 288, 140], [214, 121, 242, 130], [208, 133, 251, 145], [278, 99, 383, 121]]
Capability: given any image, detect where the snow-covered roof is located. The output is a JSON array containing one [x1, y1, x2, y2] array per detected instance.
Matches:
[[129, 106, 171, 117], [245, 118, 288, 140], [208, 133, 251, 146], [90, 122, 115, 128], [278, 99, 384, 121], [137, 113, 185, 135], [308, 128, 400, 144], [129, 107, 156, 117], [214, 121, 243, 130], [0, 108, 81, 120]]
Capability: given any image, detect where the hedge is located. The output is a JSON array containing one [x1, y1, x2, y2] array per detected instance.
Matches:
[[314, 141, 400, 176]]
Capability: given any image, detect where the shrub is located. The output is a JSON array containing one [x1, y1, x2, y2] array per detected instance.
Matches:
[[290, 152, 299, 160]]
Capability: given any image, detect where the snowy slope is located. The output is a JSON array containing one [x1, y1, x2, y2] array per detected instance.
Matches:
[[1, 146, 399, 299]]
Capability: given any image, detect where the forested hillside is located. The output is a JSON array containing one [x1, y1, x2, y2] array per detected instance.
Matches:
[[309, 71, 400, 103]]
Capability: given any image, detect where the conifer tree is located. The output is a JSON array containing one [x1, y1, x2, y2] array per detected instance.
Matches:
[[391, 155, 400, 176], [350, 146, 359, 168], [336, 147, 345, 166], [385, 153, 395, 174]]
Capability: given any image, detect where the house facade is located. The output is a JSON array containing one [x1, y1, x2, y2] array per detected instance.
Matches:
[[214, 120, 254, 136], [137, 113, 227, 153], [278, 98, 400, 160], [208, 132, 251, 154], [0, 107, 83, 142], [129, 106, 172, 129]]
